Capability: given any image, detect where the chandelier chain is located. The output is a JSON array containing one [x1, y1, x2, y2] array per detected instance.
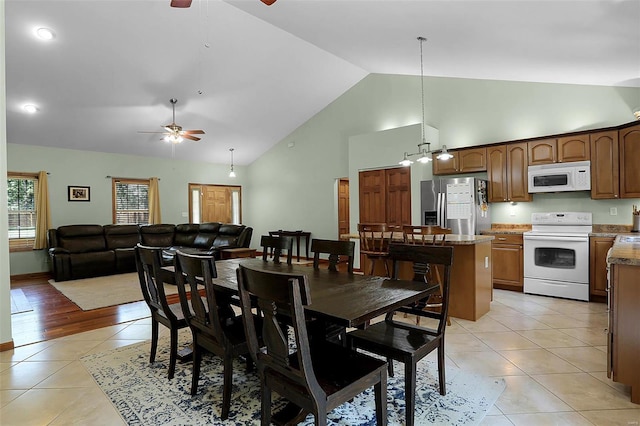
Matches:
[[418, 36, 426, 145]]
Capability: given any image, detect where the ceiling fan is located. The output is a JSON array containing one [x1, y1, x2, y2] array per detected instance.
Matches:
[[138, 98, 205, 144], [170, 0, 276, 7]]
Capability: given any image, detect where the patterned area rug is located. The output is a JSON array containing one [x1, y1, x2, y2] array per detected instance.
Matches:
[[82, 337, 505, 425], [49, 273, 180, 310]]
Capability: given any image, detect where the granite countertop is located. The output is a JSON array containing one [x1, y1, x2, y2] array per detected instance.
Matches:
[[340, 233, 494, 245], [607, 234, 640, 266], [590, 224, 633, 237]]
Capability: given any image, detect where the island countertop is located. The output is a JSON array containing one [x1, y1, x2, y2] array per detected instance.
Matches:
[[607, 234, 640, 266], [340, 233, 494, 245]]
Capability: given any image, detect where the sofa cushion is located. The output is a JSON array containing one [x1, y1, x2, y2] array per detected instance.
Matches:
[[56, 225, 106, 253], [70, 251, 116, 278], [174, 223, 200, 247], [212, 224, 246, 248], [104, 224, 139, 249], [138, 224, 175, 247]]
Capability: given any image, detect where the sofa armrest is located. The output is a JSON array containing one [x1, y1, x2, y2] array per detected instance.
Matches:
[[48, 248, 72, 281], [49, 247, 71, 256]]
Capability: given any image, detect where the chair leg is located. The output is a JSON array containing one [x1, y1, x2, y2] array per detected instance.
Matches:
[[387, 358, 394, 377], [375, 372, 388, 426], [168, 327, 178, 380], [149, 319, 159, 363], [261, 382, 272, 426], [369, 257, 377, 275], [221, 353, 233, 420], [190, 344, 202, 395], [438, 339, 446, 396], [404, 361, 417, 426]]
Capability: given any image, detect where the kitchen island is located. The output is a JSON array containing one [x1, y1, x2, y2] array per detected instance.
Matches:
[[607, 234, 640, 404], [346, 233, 494, 321]]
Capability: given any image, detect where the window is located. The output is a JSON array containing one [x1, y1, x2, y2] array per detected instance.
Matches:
[[112, 178, 149, 224], [7, 172, 37, 250]]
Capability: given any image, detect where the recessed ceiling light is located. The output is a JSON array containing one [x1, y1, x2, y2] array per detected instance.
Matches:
[[35, 27, 55, 40], [23, 104, 39, 113]]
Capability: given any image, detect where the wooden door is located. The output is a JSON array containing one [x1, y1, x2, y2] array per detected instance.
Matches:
[[487, 145, 508, 202], [338, 178, 350, 238], [558, 134, 590, 162], [619, 124, 640, 198], [385, 167, 411, 227], [359, 169, 386, 223], [202, 185, 232, 223], [458, 147, 487, 172], [590, 130, 619, 199], [528, 139, 557, 165], [507, 143, 531, 202]]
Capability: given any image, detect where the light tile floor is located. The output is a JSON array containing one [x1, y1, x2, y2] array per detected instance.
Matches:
[[1, 290, 640, 425]]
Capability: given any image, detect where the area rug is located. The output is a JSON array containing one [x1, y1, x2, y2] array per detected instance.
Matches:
[[49, 273, 179, 311], [82, 337, 506, 425]]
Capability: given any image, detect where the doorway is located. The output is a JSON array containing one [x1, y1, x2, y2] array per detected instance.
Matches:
[[338, 178, 350, 238], [189, 184, 242, 224]]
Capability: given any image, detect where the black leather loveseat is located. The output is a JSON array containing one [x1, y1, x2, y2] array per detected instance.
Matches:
[[48, 223, 253, 282]]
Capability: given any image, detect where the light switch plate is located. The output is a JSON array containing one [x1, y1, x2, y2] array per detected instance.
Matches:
[[610, 207, 617, 216]]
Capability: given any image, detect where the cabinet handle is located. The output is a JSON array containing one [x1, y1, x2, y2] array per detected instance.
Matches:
[[615, 194, 618, 198], [497, 237, 507, 241]]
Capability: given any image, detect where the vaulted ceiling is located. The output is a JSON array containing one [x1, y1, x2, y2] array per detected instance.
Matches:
[[5, 0, 639, 166]]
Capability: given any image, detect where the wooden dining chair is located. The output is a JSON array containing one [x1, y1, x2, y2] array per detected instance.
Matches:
[[236, 264, 388, 426], [358, 223, 399, 276], [174, 250, 260, 420], [311, 238, 355, 273], [135, 244, 189, 380], [260, 234, 293, 264], [348, 243, 454, 426], [403, 225, 452, 325]]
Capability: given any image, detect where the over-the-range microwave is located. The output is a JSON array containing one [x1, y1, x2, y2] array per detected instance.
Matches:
[[528, 160, 591, 193]]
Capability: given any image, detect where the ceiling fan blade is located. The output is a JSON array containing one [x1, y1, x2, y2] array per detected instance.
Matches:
[[183, 130, 205, 135], [183, 134, 201, 141], [170, 0, 192, 8], [138, 131, 167, 134], [260, 0, 277, 5]]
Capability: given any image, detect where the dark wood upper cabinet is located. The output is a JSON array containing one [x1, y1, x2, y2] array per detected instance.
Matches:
[[487, 145, 508, 202], [528, 139, 556, 165], [590, 130, 619, 199], [557, 134, 590, 162], [433, 147, 486, 175], [619, 123, 640, 198], [487, 143, 531, 203]]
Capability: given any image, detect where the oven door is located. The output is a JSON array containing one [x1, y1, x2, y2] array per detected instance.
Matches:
[[523, 234, 589, 283]]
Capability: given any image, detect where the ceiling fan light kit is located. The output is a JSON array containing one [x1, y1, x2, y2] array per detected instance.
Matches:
[[138, 98, 204, 145], [170, 0, 276, 7]]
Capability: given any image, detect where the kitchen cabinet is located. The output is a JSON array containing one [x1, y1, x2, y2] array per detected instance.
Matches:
[[488, 143, 531, 203], [557, 134, 590, 162], [590, 130, 619, 199], [491, 233, 523, 291], [589, 236, 614, 300], [528, 139, 556, 165], [433, 147, 486, 175], [619, 124, 640, 198], [609, 263, 640, 404]]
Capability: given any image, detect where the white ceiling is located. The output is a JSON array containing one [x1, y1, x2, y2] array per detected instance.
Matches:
[[5, 0, 640, 166]]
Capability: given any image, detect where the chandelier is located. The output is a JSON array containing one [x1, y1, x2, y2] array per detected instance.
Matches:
[[399, 36, 452, 166]]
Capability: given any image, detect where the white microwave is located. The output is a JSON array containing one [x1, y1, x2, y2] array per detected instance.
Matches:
[[528, 161, 591, 193]]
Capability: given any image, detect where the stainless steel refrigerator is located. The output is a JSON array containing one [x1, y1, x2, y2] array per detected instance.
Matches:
[[420, 177, 491, 235]]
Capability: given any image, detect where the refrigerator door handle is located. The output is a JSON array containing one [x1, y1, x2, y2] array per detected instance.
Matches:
[[441, 193, 446, 225], [436, 193, 442, 227]]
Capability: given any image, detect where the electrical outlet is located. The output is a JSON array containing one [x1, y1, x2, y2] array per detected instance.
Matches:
[[484, 256, 489, 268], [610, 207, 617, 216]]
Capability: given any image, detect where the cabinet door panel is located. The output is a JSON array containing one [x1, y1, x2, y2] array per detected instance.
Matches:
[[590, 131, 619, 199], [528, 139, 557, 165], [459, 147, 487, 172], [508, 143, 531, 202], [433, 153, 459, 175], [589, 237, 614, 299], [487, 145, 507, 202], [558, 134, 590, 162], [620, 124, 640, 198]]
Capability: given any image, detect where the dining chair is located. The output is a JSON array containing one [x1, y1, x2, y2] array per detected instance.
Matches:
[[348, 243, 454, 426], [260, 234, 293, 264], [311, 238, 355, 273], [358, 223, 399, 276], [403, 225, 452, 325], [174, 250, 260, 420], [236, 264, 388, 426], [135, 244, 189, 380]]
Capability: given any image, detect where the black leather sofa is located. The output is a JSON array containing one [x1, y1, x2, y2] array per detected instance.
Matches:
[[48, 223, 253, 281]]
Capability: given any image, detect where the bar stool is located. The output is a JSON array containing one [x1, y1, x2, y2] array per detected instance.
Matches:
[[358, 223, 398, 277]]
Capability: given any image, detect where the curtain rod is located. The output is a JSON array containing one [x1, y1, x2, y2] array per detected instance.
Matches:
[[105, 176, 160, 180]]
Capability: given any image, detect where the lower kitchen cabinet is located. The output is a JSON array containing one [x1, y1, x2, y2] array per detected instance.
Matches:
[[589, 236, 614, 301], [491, 233, 523, 291]]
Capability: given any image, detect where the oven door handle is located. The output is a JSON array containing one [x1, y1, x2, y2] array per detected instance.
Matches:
[[524, 235, 588, 243]]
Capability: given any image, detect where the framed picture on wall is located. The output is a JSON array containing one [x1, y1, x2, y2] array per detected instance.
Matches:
[[68, 186, 90, 202]]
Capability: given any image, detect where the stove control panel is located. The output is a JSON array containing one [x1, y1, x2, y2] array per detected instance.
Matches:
[[531, 212, 592, 226]]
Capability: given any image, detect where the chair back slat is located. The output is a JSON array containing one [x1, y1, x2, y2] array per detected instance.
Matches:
[[358, 223, 394, 253], [237, 265, 318, 391], [260, 235, 294, 264], [388, 243, 454, 333], [135, 244, 174, 319], [311, 238, 355, 273], [174, 251, 226, 344], [403, 225, 452, 246]]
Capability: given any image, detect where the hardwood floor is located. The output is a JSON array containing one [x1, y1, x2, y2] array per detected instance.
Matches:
[[9, 275, 161, 348]]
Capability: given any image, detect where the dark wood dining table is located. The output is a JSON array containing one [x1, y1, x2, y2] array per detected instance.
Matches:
[[210, 257, 438, 329]]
